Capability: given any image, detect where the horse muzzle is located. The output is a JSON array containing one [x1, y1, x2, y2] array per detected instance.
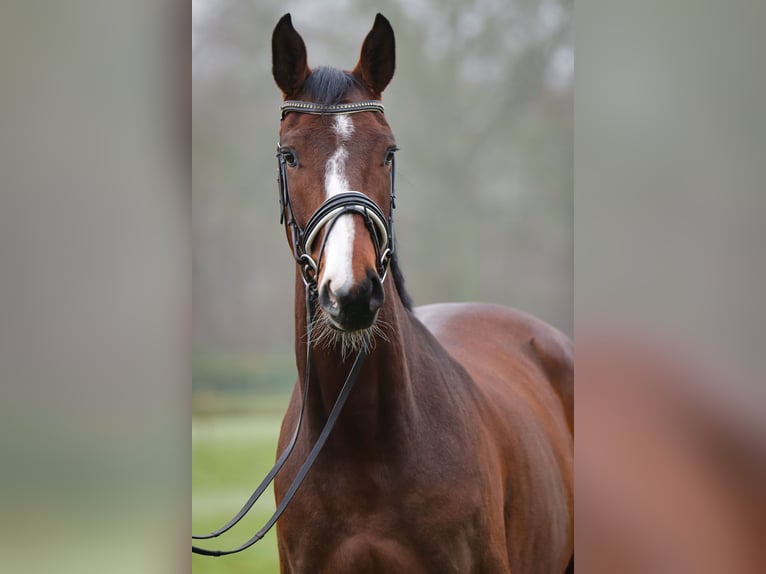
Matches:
[[318, 268, 384, 331]]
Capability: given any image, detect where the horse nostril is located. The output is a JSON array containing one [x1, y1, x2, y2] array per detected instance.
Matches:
[[318, 282, 340, 317]]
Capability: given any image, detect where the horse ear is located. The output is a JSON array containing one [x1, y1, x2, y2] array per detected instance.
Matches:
[[353, 13, 395, 98], [272, 14, 310, 98]]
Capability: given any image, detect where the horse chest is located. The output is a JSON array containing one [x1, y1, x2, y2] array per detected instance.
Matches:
[[283, 512, 479, 574], [279, 459, 503, 573]]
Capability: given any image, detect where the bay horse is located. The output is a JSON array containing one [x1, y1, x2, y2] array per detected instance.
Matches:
[[271, 13, 573, 573]]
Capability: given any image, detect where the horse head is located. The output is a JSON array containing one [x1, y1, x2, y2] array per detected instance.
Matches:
[[272, 14, 397, 334]]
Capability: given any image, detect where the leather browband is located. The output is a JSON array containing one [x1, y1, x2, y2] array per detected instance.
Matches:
[[280, 100, 385, 119]]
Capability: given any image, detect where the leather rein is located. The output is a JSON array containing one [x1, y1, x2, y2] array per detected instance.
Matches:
[[192, 99, 395, 557]]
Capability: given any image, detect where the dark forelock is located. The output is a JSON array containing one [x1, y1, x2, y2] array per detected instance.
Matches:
[[302, 66, 362, 105]]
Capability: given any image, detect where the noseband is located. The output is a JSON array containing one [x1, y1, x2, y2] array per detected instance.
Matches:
[[192, 100, 395, 557], [276, 100, 396, 285]]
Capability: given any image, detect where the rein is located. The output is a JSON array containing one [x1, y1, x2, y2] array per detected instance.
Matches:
[[192, 99, 394, 557]]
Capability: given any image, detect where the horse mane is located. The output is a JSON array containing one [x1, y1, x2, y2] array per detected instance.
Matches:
[[390, 254, 413, 311]]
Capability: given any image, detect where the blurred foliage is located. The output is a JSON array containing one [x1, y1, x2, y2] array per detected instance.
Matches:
[[193, 351, 294, 395], [193, 0, 572, 361]]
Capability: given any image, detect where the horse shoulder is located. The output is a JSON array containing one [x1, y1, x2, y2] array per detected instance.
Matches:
[[414, 302, 573, 571], [414, 302, 573, 434]]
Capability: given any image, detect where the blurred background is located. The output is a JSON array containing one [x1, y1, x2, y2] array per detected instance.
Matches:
[[576, 1, 766, 571], [193, 0, 571, 570]]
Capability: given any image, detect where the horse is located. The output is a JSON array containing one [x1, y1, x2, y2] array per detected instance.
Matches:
[[270, 13, 573, 573]]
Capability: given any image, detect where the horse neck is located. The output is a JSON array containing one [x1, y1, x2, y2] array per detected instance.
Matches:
[[293, 273, 417, 449]]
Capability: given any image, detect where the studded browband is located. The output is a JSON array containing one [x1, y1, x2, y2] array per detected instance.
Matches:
[[280, 100, 385, 119]]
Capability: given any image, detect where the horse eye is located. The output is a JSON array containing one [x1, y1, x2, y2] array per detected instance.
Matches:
[[281, 148, 298, 167], [383, 146, 398, 166]]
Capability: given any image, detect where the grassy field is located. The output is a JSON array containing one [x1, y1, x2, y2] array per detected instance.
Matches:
[[192, 394, 292, 573]]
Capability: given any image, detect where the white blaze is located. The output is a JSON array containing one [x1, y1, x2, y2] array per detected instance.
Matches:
[[322, 115, 356, 295], [332, 114, 354, 140]]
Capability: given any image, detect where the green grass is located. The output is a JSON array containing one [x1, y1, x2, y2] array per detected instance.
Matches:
[[192, 396, 292, 573]]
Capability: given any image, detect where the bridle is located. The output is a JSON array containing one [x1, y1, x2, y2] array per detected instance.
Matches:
[[192, 99, 396, 557], [276, 99, 396, 286]]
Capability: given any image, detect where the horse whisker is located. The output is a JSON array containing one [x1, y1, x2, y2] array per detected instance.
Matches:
[[308, 307, 390, 360]]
